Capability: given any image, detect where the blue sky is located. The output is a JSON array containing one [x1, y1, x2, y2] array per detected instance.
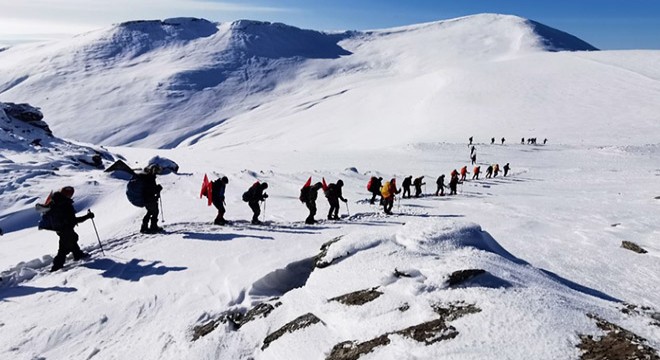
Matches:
[[0, 0, 658, 49]]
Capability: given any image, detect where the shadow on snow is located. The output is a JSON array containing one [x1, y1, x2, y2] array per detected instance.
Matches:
[[82, 258, 187, 281]]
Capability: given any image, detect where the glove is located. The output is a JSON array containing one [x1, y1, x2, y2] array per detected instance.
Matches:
[[87, 212, 95, 220], [343, 198, 348, 203], [156, 184, 163, 192], [262, 193, 269, 199]]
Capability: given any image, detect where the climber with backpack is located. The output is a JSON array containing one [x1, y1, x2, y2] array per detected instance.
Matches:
[[212, 176, 229, 225], [243, 181, 268, 224], [126, 164, 163, 233], [413, 176, 425, 197], [326, 179, 348, 220], [435, 175, 445, 196], [38, 186, 95, 272], [380, 178, 400, 215], [299, 181, 323, 224], [503, 163, 510, 177], [401, 176, 413, 199], [472, 166, 481, 180], [449, 172, 459, 195], [460, 166, 468, 182], [367, 176, 383, 205]]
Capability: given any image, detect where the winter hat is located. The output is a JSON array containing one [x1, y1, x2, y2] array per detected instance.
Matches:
[[221, 176, 229, 183], [337, 179, 344, 187]]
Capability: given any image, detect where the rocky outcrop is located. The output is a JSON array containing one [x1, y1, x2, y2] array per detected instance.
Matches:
[[621, 241, 647, 254], [578, 314, 659, 360], [262, 313, 322, 350], [329, 287, 383, 306], [1, 102, 51, 134]]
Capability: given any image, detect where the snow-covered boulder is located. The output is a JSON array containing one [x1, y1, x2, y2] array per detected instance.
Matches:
[[147, 156, 179, 174]]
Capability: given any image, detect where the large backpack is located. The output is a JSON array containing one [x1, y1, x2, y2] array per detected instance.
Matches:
[[381, 182, 391, 198], [126, 174, 147, 207], [36, 192, 64, 231], [367, 177, 376, 192], [242, 182, 259, 202], [299, 186, 311, 203]]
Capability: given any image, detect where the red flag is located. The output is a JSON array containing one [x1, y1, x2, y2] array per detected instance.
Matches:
[[200, 174, 209, 198], [322, 177, 328, 192], [206, 181, 213, 206], [44, 191, 53, 206], [302, 176, 312, 188]]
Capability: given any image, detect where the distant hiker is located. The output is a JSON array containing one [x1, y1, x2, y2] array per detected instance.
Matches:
[[47, 186, 94, 272], [543, 138, 547, 145], [503, 163, 510, 177], [380, 178, 400, 214], [472, 166, 481, 180], [470, 145, 476, 155], [460, 166, 468, 182], [435, 175, 445, 196], [468, 136, 473, 145], [402, 176, 413, 199], [471, 153, 477, 165], [367, 176, 383, 205], [493, 164, 500, 177], [326, 180, 348, 220], [212, 176, 229, 225], [521, 137, 525, 144], [413, 176, 425, 197], [491, 137, 495, 145], [449, 173, 459, 195], [244, 182, 268, 224], [485, 165, 493, 178], [501, 137, 505, 145], [137, 165, 163, 234]]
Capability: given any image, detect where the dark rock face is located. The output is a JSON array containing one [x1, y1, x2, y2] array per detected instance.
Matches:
[[262, 313, 322, 350], [447, 269, 486, 287], [621, 241, 647, 254], [326, 302, 481, 360], [314, 236, 343, 268], [191, 301, 282, 341], [1, 103, 52, 134], [329, 287, 383, 306], [578, 314, 659, 360]]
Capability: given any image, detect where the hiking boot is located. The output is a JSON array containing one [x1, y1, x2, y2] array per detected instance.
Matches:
[[214, 219, 227, 226], [50, 263, 63, 272], [149, 226, 163, 233], [73, 252, 90, 261], [251, 219, 262, 225]]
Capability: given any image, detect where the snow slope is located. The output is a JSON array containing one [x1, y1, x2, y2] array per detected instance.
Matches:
[[1, 13, 659, 360]]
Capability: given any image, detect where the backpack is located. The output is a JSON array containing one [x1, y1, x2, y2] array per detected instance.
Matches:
[[35, 193, 63, 231], [126, 174, 147, 207], [381, 182, 391, 198], [367, 177, 376, 192], [299, 186, 311, 203], [242, 182, 259, 202]]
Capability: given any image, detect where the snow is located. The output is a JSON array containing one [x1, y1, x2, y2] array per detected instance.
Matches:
[[1, 13, 659, 360]]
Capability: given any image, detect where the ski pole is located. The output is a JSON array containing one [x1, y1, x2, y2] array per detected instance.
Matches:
[[262, 199, 267, 222], [345, 201, 350, 217], [159, 196, 165, 223], [88, 210, 105, 256]]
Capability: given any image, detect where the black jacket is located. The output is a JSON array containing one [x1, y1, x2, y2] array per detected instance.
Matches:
[[50, 192, 86, 230], [325, 184, 346, 201]]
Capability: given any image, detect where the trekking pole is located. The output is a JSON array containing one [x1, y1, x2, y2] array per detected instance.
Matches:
[[262, 199, 267, 222], [88, 210, 105, 256], [345, 201, 350, 217], [159, 196, 166, 223]]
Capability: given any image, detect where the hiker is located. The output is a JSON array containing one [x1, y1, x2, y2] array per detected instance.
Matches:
[[501, 137, 505, 145], [471, 153, 477, 165], [367, 176, 383, 205], [485, 165, 493, 178], [140, 165, 163, 233], [449, 173, 459, 195], [212, 176, 229, 225], [503, 163, 510, 177], [493, 164, 500, 177], [413, 176, 425, 197], [468, 136, 473, 145], [326, 180, 348, 220], [435, 175, 445, 196], [48, 186, 95, 272], [300, 182, 323, 224], [472, 166, 481, 180], [244, 182, 268, 224], [460, 166, 468, 182], [470, 145, 476, 155], [380, 178, 400, 214], [543, 138, 547, 145], [401, 176, 413, 199], [491, 137, 495, 145], [521, 137, 525, 144]]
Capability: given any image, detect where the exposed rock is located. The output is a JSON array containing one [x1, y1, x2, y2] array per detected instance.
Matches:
[[398, 303, 410, 312], [393, 268, 412, 278], [326, 302, 481, 360], [327, 336, 390, 360], [314, 236, 343, 268], [621, 241, 647, 254], [1, 103, 51, 134], [262, 313, 322, 350], [578, 314, 660, 360], [329, 287, 383, 306], [191, 301, 282, 341], [447, 269, 487, 287]]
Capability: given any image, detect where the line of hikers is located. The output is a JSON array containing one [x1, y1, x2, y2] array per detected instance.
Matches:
[[468, 136, 547, 146], [36, 160, 512, 271]]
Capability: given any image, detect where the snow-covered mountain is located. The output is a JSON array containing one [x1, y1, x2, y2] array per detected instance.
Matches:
[[5, 13, 656, 151], [1, 14, 659, 360]]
